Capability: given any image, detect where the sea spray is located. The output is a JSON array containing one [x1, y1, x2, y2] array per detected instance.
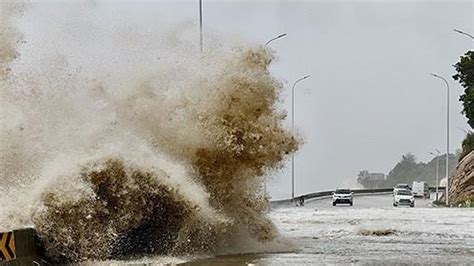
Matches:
[[0, 2, 299, 263], [32, 156, 226, 261], [0, 0, 25, 79]]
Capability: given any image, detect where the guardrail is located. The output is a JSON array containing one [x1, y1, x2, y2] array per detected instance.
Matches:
[[270, 186, 445, 208]]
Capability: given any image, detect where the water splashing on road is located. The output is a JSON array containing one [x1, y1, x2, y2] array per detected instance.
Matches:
[[0, 1, 299, 262]]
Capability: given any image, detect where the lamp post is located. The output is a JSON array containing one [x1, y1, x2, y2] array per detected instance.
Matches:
[[262, 33, 286, 197], [291, 75, 310, 203], [430, 149, 441, 201], [264, 33, 287, 47], [199, 0, 203, 52], [430, 73, 450, 205]]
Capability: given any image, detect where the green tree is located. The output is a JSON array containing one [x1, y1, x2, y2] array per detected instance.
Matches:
[[357, 170, 372, 188], [358, 153, 458, 188], [385, 153, 420, 187], [384, 153, 457, 187], [453, 51, 474, 128], [459, 132, 474, 160]]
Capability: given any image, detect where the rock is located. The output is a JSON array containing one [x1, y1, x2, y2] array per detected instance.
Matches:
[[449, 151, 474, 205], [358, 229, 397, 236]]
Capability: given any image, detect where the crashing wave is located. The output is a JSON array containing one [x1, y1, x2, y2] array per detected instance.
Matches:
[[1, 1, 299, 263]]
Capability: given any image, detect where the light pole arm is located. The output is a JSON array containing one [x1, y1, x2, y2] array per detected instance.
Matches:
[[453, 29, 474, 40], [431, 74, 449, 91], [265, 33, 287, 47], [291, 75, 310, 130]]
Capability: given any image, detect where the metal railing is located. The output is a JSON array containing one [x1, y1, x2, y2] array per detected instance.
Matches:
[[270, 187, 445, 208]]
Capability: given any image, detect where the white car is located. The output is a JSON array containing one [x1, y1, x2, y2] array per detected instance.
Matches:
[[393, 189, 415, 207], [393, 183, 411, 195], [332, 189, 353, 206]]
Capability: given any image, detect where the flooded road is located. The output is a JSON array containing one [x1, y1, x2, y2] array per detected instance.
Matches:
[[188, 194, 474, 265]]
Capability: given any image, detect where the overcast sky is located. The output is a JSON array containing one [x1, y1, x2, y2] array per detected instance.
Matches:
[[204, 0, 473, 199], [202, 0, 473, 198], [25, 0, 474, 199]]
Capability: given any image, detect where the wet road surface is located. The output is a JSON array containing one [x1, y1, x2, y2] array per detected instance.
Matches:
[[188, 193, 474, 265]]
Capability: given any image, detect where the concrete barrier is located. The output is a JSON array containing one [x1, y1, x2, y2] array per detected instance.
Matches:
[[270, 187, 446, 208], [0, 228, 46, 265]]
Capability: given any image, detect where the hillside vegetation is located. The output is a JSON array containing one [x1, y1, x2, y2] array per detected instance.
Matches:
[[358, 153, 457, 188]]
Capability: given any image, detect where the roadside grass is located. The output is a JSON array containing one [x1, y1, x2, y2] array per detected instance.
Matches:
[[432, 200, 446, 207], [432, 196, 474, 207], [465, 196, 474, 207]]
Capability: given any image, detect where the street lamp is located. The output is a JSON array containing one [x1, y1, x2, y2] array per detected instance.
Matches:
[[291, 75, 310, 203], [199, 0, 203, 52], [264, 33, 287, 47], [262, 33, 287, 197], [430, 73, 450, 205], [453, 29, 474, 40], [429, 149, 441, 201]]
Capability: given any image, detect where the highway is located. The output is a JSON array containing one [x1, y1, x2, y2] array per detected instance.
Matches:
[[186, 193, 474, 265]]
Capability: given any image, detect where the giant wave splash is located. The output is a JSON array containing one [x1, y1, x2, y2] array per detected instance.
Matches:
[[0, 1, 299, 263]]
